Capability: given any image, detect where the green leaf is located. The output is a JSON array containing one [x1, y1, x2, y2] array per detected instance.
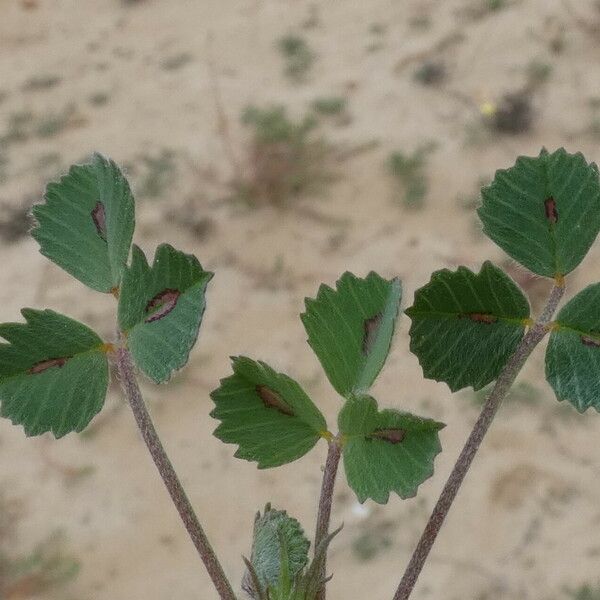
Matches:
[[210, 357, 327, 468], [546, 283, 600, 412], [242, 504, 310, 598], [478, 148, 600, 278], [118, 244, 213, 383], [406, 261, 530, 392], [339, 395, 444, 504], [301, 272, 402, 398], [0, 309, 109, 437], [32, 154, 135, 293]]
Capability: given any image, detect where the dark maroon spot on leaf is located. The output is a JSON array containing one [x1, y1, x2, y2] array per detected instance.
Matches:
[[465, 312, 498, 324], [28, 356, 68, 375], [145, 289, 180, 323], [256, 385, 295, 416], [368, 428, 406, 444], [544, 196, 558, 224], [581, 335, 600, 348], [91, 201, 107, 241], [362, 313, 383, 355]]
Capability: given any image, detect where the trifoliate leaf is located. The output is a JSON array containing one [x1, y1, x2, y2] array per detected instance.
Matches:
[[301, 272, 402, 398], [0, 309, 109, 437], [210, 357, 327, 468], [242, 504, 310, 598], [546, 283, 600, 412], [406, 261, 530, 392], [339, 395, 444, 504], [118, 244, 213, 383], [478, 148, 600, 278], [32, 154, 135, 293]]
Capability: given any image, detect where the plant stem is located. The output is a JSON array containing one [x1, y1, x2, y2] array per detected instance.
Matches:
[[314, 438, 342, 600], [392, 282, 564, 600], [115, 347, 237, 600]]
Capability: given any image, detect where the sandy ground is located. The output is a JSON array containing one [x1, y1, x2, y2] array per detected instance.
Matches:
[[2, 0, 600, 599]]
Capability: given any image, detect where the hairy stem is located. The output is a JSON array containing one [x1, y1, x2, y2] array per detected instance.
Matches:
[[115, 347, 237, 600], [314, 439, 342, 600], [393, 282, 565, 600]]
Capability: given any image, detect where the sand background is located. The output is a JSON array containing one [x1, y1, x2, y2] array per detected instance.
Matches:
[[1, 1, 600, 598]]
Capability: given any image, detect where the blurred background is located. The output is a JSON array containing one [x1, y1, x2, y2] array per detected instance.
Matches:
[[1, 0, 600, 598]]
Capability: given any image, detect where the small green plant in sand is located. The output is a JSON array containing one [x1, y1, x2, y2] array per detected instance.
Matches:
[[311, 97, 347, 117], [278, 34, 315, 82], [0, 148, 599, 600], [135, 148, 178, 199], [567, 584, 600, 600], [235, 105, 331, 206], [0, 105, 78, 146], [388, 143, 435, 208], [22, 74, 62, 92], [0, 495, 78, 599]]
